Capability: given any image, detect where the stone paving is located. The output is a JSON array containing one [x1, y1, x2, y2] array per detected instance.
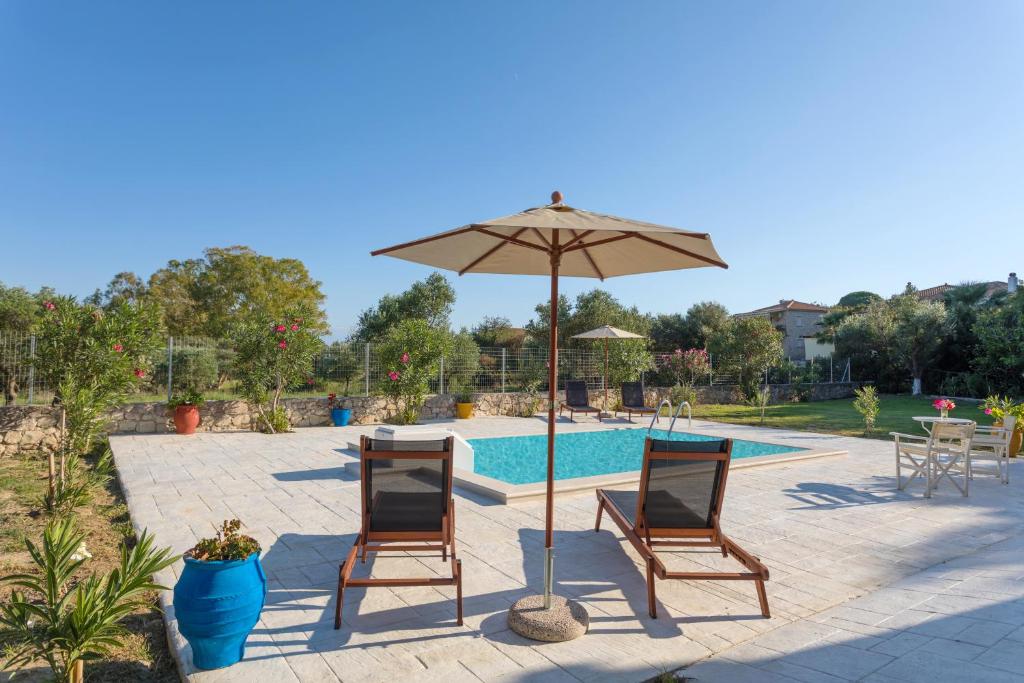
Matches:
[[108, 416, 1024, 682]]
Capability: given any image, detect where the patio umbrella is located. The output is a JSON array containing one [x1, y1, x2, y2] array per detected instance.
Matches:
[[372, 191, 727, 638], [572, 325, 646, 416]]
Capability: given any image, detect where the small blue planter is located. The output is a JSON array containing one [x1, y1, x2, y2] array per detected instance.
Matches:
[[173, 553, 266, 670], [331, 407, 352, 426]]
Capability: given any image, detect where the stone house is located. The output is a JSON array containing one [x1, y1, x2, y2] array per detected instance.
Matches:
[[735, 299, 831, 363]]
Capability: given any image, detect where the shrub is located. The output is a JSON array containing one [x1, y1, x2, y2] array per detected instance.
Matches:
[[669, 384, 698, 410], [852, 385, 880, 433], [168, 389, 205, 409], [375, 319, 452, 425], [37, 297, 163, 455], [231, 310, 324, 433], [0, 518, 175, 683], [661, 348, 711, 387]]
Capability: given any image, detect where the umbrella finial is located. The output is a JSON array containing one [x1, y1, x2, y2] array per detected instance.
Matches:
[[550, 190, 563, 205]]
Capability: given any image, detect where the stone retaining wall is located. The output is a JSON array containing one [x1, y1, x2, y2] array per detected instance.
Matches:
[[0, 382, 863, 456]]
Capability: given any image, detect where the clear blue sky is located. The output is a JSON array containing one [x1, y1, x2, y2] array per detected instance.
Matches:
[[2, 1, 1022, 338]]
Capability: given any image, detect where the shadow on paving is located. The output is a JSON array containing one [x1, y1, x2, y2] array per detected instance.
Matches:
[[679, 536, 1024, 682]]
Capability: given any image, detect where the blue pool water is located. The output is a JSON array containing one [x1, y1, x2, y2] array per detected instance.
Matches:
[[468, 429, 804, 485]]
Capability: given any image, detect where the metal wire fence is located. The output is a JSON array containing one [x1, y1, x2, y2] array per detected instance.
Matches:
[[0, 330, 853, 405]]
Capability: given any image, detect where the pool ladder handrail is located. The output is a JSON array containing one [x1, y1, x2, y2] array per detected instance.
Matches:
[[647, 399, 673, 434], [667, 401, 692, 435]]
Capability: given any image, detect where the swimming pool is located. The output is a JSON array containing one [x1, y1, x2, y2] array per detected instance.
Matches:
[[467, 429, 805, 485]]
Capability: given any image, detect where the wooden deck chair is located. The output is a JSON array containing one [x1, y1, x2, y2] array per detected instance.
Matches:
[[618, 382, 658, 422], [595, 437, 770, 619], [334, 436, 462, 629], [892, 422, 975, 498], [559, 380, 602, 422]]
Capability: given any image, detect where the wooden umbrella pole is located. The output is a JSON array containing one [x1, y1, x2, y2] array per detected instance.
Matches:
[[544, 234, 560, 608], [604, 338, 609, 412]]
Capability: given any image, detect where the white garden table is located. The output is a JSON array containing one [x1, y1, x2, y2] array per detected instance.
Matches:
[[912, 416, 974, 435]]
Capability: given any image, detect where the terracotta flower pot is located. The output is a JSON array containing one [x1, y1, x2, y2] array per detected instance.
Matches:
[[174, 405, 201, 435]]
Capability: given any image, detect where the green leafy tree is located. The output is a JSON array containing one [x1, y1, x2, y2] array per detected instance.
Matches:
[[683, 301, 731, 351], [972, 291, 1024, 396], [0, 518, 175, 683], [891, 294, 947, 396], [85, 272, 149, 310], [472, 316, 524, 349], [446, 329, 481, 392], [837, 291, 882, 309], [376, 319, 452, 424], [835, 299, 902, 392], [147, 247, 328, 338], [718, 317, 784, 398], [0, 281, 56, 330], [523, 294, 572, 351], [607, 340, 656, 386], [231, 310, 325, 433], [352, 272, 454, 341], [649, 313, 689, 350]]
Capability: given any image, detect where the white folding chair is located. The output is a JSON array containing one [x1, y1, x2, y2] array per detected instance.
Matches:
[[892, 422, 975, 498], [970, 415, 1014, 485]]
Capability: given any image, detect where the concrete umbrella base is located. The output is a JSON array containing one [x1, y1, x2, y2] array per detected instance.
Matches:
[[507, 594, 589, 642]]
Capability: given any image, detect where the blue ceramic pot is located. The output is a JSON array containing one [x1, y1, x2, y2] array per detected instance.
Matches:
[[331, 407, 352, 426], [173, 553, 266, 670]]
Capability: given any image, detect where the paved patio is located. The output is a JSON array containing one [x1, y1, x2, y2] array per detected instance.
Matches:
[[109, 416, 1024, 682]]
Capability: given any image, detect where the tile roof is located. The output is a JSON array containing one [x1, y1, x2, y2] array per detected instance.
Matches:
[[737, 299, 829, 316]]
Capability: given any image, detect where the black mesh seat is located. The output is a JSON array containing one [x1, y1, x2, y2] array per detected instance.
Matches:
[[621, 382, 648, 409], [560, 380, 601, 422], [369, 492, 444, 531], [618, 382, 656, 421]]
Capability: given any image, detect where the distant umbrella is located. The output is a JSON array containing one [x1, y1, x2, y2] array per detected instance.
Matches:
[[571, 325, 646, 414]]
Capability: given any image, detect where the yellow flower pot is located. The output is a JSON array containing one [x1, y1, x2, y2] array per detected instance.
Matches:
[[455, 402, 474, 419]]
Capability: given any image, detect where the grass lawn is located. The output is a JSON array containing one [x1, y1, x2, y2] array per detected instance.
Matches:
[[0, 448, 177, 682], [691, 394, 993, 440]]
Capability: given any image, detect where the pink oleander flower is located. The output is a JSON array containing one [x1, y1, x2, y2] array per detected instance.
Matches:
[[275, 324, 287, 332], [400, 352, 410, 364], [113, 343, 124, 352], [43, 301, 56, 311], [291, 324, 299, 331], [133, 368, 145, 378], [278, 340, 288, 349], [984, 408, 993, 415], [388, 370, 400, 381]]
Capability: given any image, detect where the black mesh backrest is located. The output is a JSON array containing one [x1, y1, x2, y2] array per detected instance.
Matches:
[[642, 438, 730, 529], [621, 382, 645, 407], [566, 380, 589, 406], [362, 438, 451, 532]]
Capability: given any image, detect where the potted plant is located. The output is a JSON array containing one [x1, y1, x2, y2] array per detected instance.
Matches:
[[169, 390, 205, 435], [933, 397, 956, 419], [453, 389, 474, 419], [328, 392, 352, 426], [981, 395, 1023, 457], [173, 520, 266, 670]]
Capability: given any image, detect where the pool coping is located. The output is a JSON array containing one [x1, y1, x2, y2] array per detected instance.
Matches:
[[452, 446, 846, 504]]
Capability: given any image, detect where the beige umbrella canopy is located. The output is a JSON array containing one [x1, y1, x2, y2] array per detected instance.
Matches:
[[571, 326, 646, 414], [372, 192, 726, 638]]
